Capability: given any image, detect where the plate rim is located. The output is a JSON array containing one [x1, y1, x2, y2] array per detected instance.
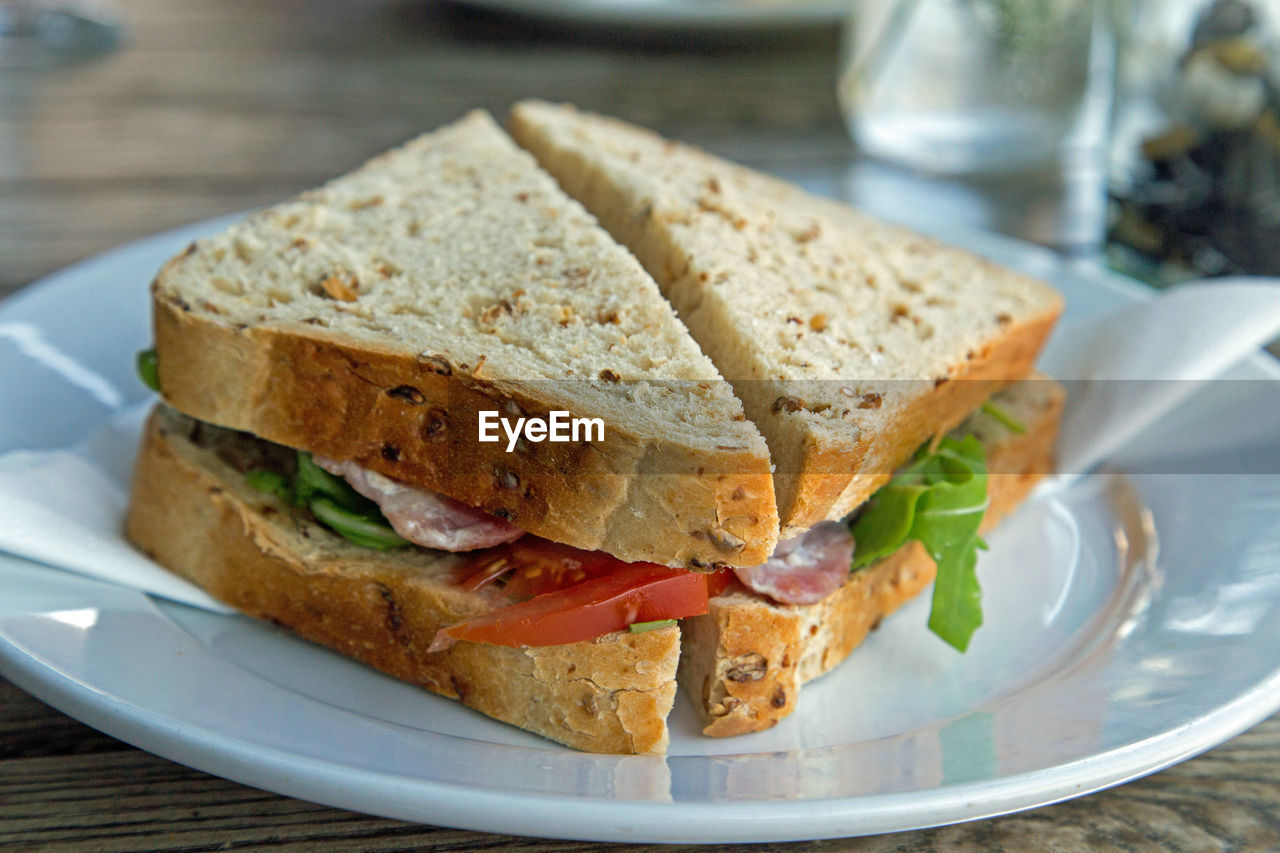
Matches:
[[445, 0, 849, 31], [4, 576, 1279, 842]]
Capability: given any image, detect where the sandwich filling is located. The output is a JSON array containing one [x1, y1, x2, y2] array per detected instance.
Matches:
[[260, 428, 991, 650], [305, 427, 992, 650], [318, 449, 864, 607], [310, 445, 867, 610], [731, 522, 854, 606], [312, 456, 524, 551]]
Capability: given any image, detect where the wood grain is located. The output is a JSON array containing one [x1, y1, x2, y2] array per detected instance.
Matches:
[[3, 0, 1280, 847], [0, 0, 843, 295]]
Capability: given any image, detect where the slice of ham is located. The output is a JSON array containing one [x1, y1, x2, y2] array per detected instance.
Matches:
[[732, 521, 855, 605], [313, 456, 524, 552]]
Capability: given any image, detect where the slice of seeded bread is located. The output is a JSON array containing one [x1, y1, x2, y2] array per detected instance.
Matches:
[[679, 378, 1064, 736], [151, 110, 777, 568], [125, 405, 680, 754], [509, 101, 1064, 539]]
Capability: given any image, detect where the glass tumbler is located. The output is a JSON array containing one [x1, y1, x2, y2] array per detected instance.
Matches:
[[839, 0, 1103, 175]]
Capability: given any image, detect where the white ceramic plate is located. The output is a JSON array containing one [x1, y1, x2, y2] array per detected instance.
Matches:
[[450, 0, 847, 31], [1, 217, 1279, 842]]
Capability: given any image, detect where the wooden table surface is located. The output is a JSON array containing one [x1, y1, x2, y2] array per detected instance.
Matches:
[[3, 1, 1279, 849]]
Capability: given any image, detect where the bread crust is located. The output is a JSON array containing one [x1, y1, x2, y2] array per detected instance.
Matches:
[[152, 294, 777, 568], [680, 378, 1064, 736], [803, 308, 1061, 532], [681, 541, 935, 737], [125, 406, 678, 754]]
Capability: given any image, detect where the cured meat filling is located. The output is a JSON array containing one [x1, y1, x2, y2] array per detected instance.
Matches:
[[313, 456, 525, 552], [731, 522, 854, 605]]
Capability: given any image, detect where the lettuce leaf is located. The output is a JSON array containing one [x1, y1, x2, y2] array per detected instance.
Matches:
[[247, 452, 408, 551], [850, 435, 989, 651], [979, 400, 1026, 434]]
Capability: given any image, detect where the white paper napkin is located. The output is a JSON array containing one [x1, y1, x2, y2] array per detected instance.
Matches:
[[1040, 279, 1280, 481], [0, 403, 232, 612], [0, 280, 1277, 613]]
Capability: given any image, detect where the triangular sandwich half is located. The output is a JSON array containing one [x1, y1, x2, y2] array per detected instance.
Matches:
[[150, 110, 778, 569], [509, 101, 1063, 539]]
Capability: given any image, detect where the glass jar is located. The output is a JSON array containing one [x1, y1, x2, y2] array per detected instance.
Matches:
[[838, 0, 1103, 175]]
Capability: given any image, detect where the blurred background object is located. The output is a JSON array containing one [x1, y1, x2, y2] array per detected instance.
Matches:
[[1109, 0, 1280, 284], [0, 0, 121, 69], [0, 0, 852, 296], [836, 0, 1116, 253], [839, 0, 1101, 174], [442, 0, 847, 32]]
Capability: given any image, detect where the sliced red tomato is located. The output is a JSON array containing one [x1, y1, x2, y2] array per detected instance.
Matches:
[[435, 563, 710, 649], [458, 537, 624, 600], [706, 568, 736, 598]]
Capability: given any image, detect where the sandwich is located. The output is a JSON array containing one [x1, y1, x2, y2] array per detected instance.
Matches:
[[125, 107, 1063, 754]]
